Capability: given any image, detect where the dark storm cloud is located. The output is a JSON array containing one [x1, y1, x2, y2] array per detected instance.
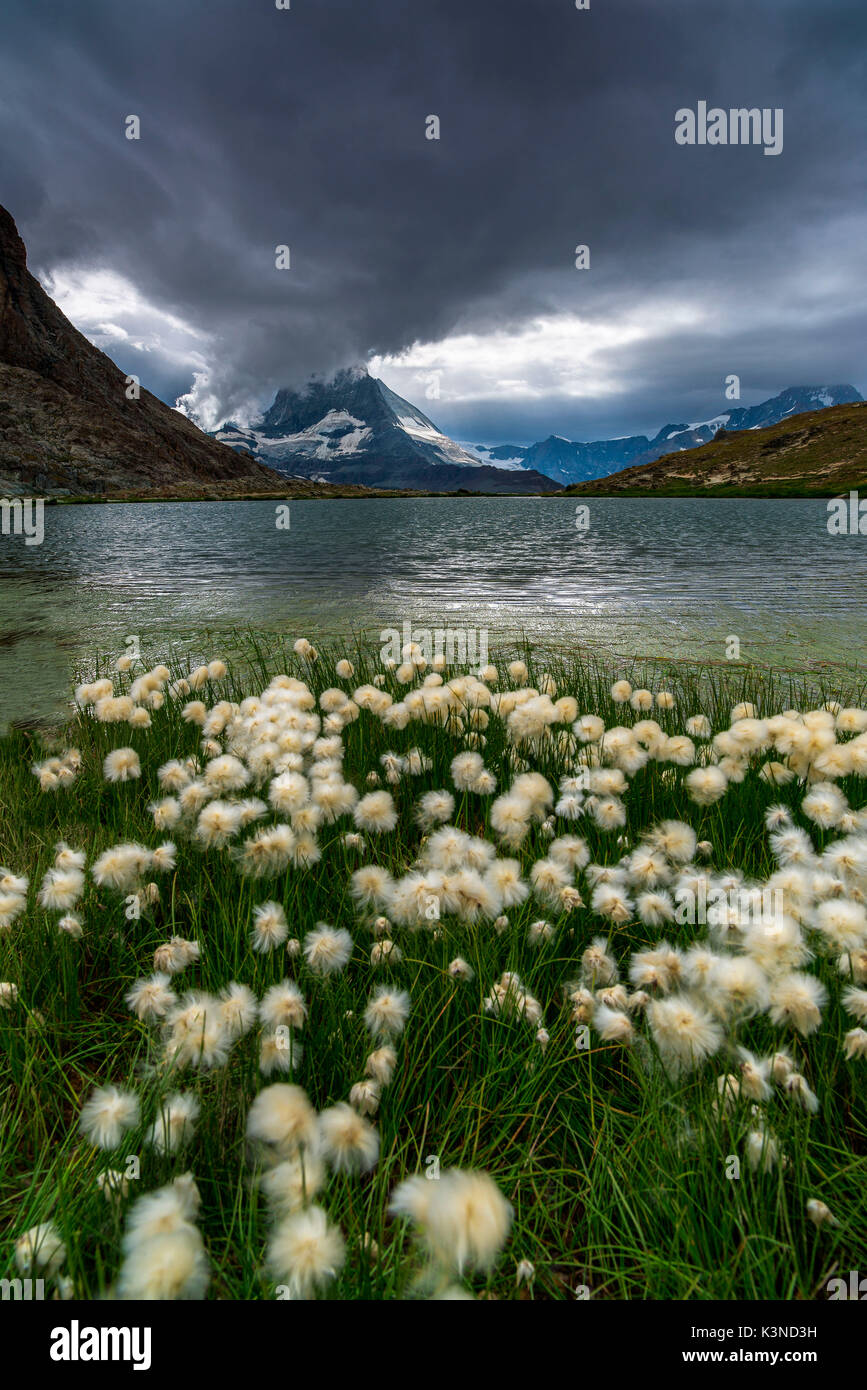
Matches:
[[1, 0, 865, 438]]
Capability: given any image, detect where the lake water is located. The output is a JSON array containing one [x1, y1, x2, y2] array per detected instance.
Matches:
[[1, 496, 865, 727]]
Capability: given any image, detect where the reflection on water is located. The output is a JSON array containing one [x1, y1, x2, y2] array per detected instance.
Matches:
[[1, 496, 865, 726]]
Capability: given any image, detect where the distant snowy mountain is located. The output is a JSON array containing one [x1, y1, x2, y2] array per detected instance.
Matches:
[[469, 385, 864, 487], [460, 442, 532, 470], [214, 367, 559, 493]]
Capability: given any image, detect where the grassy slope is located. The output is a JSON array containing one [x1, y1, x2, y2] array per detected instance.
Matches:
[[565, 402, 867, 498], [1, 637, 866, 1300]]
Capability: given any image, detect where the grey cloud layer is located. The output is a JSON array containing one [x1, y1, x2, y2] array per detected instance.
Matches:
[[1, 0, 865, 438]]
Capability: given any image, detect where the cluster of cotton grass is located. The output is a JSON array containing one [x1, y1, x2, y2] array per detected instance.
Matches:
[[569, 801, 867, 1169], [9, 638, 867, 1297], [115, 1173, 210, 1299], [251, 1082, 511, 1299], [73, 658, 228, 731], [31, 747, 82, 792], [146, 670, 371, 875], [249, 1083, 365, 1298]]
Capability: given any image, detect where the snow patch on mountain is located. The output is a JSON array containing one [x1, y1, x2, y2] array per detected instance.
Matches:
[[460, 442, 531, 471]]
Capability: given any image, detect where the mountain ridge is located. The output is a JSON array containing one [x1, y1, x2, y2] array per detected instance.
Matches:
[[0, 203, 292, 498], [467, 384, 864, 486]]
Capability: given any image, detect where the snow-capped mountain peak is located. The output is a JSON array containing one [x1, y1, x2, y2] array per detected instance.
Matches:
[[213, 367, 560, 493]]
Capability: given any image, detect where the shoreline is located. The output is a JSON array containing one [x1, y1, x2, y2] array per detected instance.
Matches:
[[4, 485, 860, 505]]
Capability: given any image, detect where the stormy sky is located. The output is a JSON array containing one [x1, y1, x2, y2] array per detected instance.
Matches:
[[1, 0, 865, 444]]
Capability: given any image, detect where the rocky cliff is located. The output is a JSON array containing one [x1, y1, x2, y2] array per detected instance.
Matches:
[[0, 204, 286, 497]]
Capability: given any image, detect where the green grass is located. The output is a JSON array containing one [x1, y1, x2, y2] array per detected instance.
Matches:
[[1, 634, 865, 1300]]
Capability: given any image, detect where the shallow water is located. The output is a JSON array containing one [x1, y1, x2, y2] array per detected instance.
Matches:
[[0, 496, 865, 726]]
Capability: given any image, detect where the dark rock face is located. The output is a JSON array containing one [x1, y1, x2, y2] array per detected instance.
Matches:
[[0, 204, 283, 496]]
